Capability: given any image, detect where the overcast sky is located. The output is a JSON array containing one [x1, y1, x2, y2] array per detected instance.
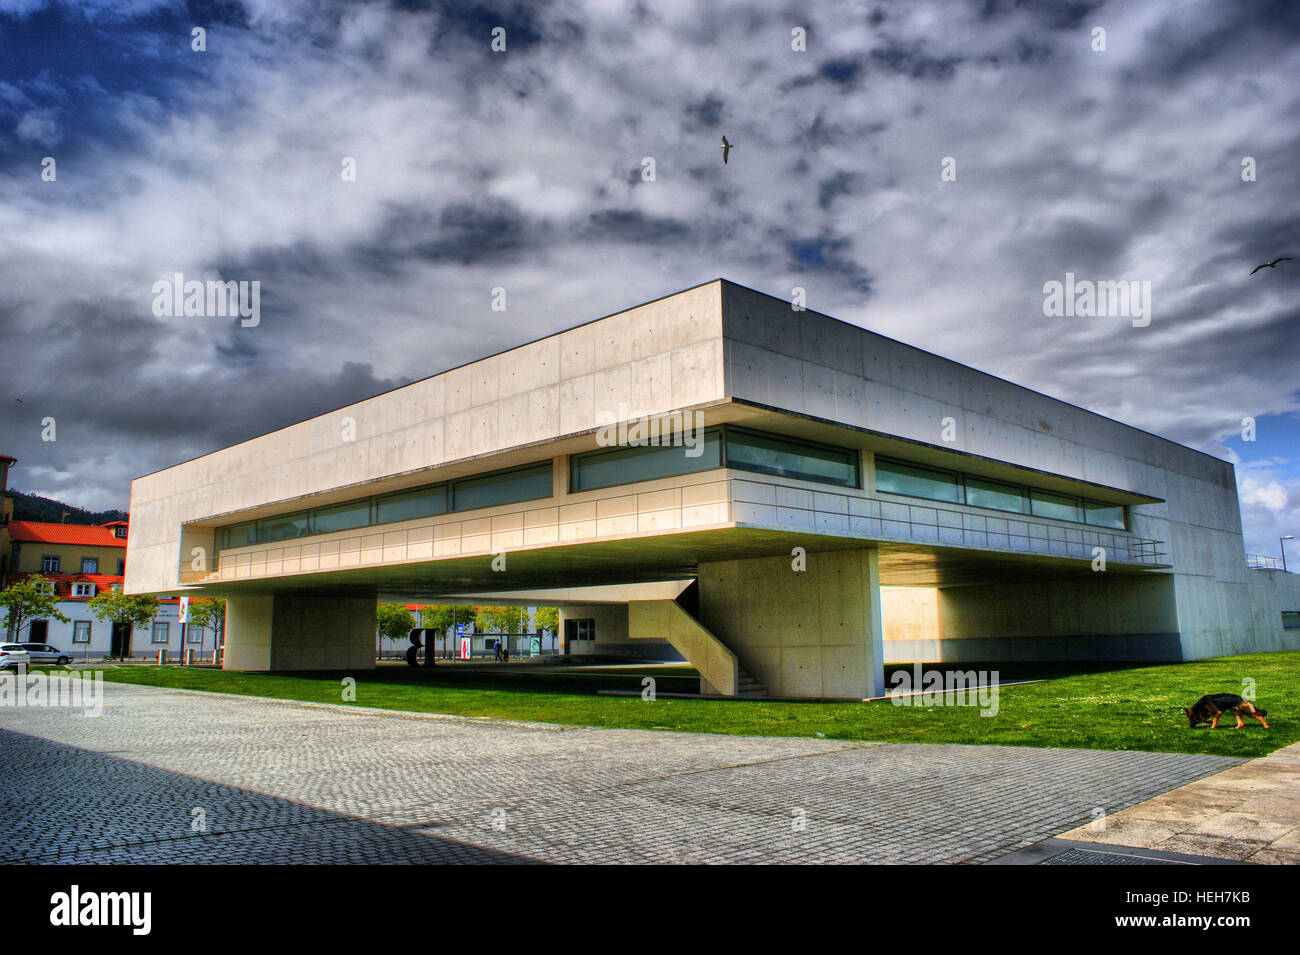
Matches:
[[0, 0, 1297, 558]]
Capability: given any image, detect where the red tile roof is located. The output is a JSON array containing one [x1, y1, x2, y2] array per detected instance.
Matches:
[[5, 572, 124, 600], [5, 521, 127, 547]]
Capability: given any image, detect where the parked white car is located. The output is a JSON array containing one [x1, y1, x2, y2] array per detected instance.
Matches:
[[0, 644, 32, 670], [21, 643, 73, 665]]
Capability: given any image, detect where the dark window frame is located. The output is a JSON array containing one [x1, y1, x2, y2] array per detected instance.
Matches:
[[874, 455, 1127, 531], [723, 425, 861, 489]]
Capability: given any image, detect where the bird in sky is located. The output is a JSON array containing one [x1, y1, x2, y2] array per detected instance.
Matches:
[[720, 136, 734, 164], [1250, 256, 1293, 275], [13, 397, 21, 404]]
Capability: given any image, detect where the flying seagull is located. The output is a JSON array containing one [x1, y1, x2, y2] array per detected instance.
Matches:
[[720, 136, 734, 165], [1250, 256, 1293, 275]]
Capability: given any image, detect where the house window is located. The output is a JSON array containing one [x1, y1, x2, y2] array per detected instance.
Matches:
[[41, 555, 61, 573], [114, 526, 127, 538], [72, 583, 96, 597], [81, 557, 99, 573], [564, 618, 595, 642], [73, 621, 92, 643], [151, 622, 170, 644], [1283, 612, 1300, 631], [116, 558, 125, 575]]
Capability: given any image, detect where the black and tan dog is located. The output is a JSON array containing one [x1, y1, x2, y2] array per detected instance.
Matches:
[[1183, 694, 1269, 729]]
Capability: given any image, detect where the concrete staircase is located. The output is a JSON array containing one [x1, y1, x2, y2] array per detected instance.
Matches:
[[628, 597, 768, 699], [737, 665, 767, 698]]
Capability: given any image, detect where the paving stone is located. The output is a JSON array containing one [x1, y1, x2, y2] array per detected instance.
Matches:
[[0, 682, 1240, 865]]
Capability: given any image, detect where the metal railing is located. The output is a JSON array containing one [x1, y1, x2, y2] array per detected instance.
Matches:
[[727, 479, 1167, 566], [1247, 554, 1285, 571], [180, 474, 1167, 584]]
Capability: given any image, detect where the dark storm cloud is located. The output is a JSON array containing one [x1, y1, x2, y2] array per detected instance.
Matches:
[[869, 43, 962, 80], [978, 0, 1103, 32], [817, 170, 858, 210], [1, 0, 1297, 557], [583, 209, 689, 244], [683, 93, 725, 130]]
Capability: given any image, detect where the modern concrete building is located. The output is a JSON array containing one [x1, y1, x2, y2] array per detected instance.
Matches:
[[125, 280, 1300, 698]]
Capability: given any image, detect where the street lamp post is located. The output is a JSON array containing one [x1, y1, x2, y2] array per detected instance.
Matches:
[[1282, 535, 1295, 573]]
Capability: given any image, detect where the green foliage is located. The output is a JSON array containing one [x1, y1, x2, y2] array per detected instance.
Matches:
[[534, 606, 559, 633], [376, 603, 417, 642], [416, 604, 458, 632], [87, 589, 160, 629], [6, 489, 127, 525], [474, 605, 527, 633], [188, 597, 226, 638], [0, 576, 71, 638]]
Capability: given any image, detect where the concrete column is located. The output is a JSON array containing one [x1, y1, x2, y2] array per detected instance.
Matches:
[[697, 547, 884, 699], [865, 547, 885, 698], [221, 593, 377, 671], [223, 594, 274, 670]]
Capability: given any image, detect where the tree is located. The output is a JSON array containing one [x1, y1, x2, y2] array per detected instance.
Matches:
[[87, 590, 160, 658], [188, 597, 226, 647], [534, 607, 558, 634], [474, 606, 526, 633], [0, 576, 70, 640], [376, 603, 416, 643], [417, 604, 457, 633]]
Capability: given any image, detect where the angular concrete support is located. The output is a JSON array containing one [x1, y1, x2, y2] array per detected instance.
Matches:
[[629, 599, 738, 696], [224, 595, 274, 671], [222, 593, 376, 671], [696, 547, 885, 699]]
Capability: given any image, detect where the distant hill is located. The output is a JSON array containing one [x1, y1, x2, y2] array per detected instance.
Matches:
[[4, 489, 128, 526]]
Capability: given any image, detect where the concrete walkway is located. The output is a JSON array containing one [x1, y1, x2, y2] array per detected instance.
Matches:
[[0, 681, 1239, 865], [1059, 741, 1300, 864]]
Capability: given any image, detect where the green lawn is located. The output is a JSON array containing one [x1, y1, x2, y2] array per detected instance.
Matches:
[[89, 652, 1300, 758]]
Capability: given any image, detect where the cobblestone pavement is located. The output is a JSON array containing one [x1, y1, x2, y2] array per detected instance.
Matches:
[[0, 682, 1241, 864]]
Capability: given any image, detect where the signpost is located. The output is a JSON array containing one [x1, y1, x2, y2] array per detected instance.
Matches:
[[177, 597, 188, 666]]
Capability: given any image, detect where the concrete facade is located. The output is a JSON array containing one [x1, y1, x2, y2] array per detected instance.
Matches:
[[126, 280, 1300, 697]]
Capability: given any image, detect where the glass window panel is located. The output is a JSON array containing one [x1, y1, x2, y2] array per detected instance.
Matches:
[[725, 428, 858, 487], [452, 462, 552, 512], [571, 431, 723, 492], [258, 512, 309, 543], [1282, 611, 1300, 631], [375, 485, 447, 525], [874, 458, 961, 503], [221, 521, 257, 549], [963, 477, 1028, 514], [1029, 490, 1082, 523], [73, 621, 91, 643], [1083, 499, 1126, 530], [312, 500, 373, 535]]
